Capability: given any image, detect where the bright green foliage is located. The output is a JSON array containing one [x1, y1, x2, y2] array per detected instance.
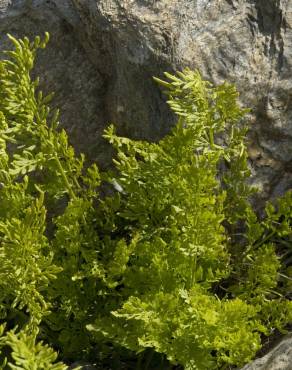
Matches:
[[0, 325, 66, 370], [0, 34, 291, 369], [87, 70, 292, 369]]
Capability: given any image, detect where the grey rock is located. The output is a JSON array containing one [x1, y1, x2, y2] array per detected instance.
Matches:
[[0, 0, 111, 166], [1, 0, 292, 196], [241, 335, 292, 370]]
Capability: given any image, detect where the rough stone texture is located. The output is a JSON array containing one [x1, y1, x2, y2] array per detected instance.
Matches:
[[1, 0, 292, 196], [0, 0, 175, 168], [0, 0, 109, 165], [74, 0, 292, 199], [241, 335, 292, 370], [57, 0, 292, 201]]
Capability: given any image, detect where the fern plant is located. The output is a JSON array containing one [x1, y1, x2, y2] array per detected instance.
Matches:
[[0, 34, 291, 370], [87, 70, 292, 369], [0, 32, 104, 366]]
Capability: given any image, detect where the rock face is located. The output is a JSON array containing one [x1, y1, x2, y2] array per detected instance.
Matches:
[[1, 0, 292, 196], [241, 335, 292, 370], [0, 0, 176, 168], [76, 0, 292, 199]]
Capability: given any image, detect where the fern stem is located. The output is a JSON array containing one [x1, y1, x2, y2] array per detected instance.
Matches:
[[190, 254, 197, 288], [54, 155, 76, 200], [209, 128, 214, 148], [253, 230, 276, 249]]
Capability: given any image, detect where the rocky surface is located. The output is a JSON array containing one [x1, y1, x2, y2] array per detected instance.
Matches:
[[1, 1, 292, 363], [1, 0, 292, 196], [241, 335, 292, 370]]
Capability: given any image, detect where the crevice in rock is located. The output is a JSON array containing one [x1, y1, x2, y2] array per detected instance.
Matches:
[[252, 0, 288, 73]]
